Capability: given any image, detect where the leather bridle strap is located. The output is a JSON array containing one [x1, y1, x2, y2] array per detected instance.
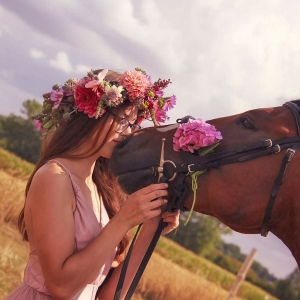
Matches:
[[260, 147, 296, 236], [284, 102, 300, 134]]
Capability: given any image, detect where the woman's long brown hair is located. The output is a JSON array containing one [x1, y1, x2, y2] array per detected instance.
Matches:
[[18, 71, 132, 262]]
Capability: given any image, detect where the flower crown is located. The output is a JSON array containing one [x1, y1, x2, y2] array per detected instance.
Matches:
[[33, 68, 176, 130]]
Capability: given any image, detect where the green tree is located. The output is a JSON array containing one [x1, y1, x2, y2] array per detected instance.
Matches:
[[168, 211, 231, 255], [0, 99, 42, 163], [275, 279, 298, 300], [21, 99, 42, 118]]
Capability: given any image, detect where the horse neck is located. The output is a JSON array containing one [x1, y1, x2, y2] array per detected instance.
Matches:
[[270, 158, 300, 267]]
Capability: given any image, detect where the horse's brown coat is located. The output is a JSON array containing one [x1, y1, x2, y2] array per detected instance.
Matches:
[[109, 103, 300, 267]]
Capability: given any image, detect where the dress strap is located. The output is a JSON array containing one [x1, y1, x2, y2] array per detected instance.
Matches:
[[48, 159, 78, 194], [48, 159, 72, 176]]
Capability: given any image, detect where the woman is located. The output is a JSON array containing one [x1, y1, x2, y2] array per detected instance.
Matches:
[[6, 68, 179, 299]]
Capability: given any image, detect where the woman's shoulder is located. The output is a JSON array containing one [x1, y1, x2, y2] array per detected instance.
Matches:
[[28, 159, 76, 209], [33, 159, 72, 188]]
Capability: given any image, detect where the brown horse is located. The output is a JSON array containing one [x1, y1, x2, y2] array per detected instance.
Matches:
[[109, 100, 300, 267]]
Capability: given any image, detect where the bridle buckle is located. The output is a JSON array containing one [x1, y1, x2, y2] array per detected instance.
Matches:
[[265, 139, 272, 148], [274, 144, 281, 153], [187, 164, 194, 173]]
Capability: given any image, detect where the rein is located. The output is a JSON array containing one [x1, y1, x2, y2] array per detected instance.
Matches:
[[113, 101, 300, 299]]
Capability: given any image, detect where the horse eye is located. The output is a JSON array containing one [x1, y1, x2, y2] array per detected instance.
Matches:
[[241, 118, 255, 130]]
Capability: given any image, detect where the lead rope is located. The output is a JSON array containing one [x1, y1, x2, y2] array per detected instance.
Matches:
[[184, 170, 205, 226]]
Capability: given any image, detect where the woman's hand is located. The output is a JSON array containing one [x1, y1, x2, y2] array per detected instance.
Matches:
[[161, 210, 180, 235], [116, 183, 169, 230], [142, 200, 180, 235]]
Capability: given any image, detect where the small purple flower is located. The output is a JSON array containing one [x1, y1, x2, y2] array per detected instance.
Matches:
[[155, 90, 164, 97], [50, 87, 64, 109], [155, 108, 167, 124], [106, 89, 119, 101], [163, 95, 176, 111]]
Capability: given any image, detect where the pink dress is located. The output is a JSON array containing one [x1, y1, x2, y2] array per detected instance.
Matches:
[[6, 160, 116, 300]]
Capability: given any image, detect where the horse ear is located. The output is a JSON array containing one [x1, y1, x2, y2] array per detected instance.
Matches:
[[92, 69, 104, 75], [176, 115, 195, 124]]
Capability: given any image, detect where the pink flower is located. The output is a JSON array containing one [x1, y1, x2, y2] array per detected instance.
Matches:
[[33, 119, 43, 130], [173, 118, 223, 153], [155, 90, 164, 97], [50, 87, 64, 110], [74, 78, 104, 118], [120, 70, 150, 101], [85, 69, 108, 92], [163, 95, 176, 111], [155, 108, 167, 124]]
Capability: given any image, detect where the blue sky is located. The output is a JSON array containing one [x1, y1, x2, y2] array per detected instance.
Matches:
[[1, 0, 300, 278]]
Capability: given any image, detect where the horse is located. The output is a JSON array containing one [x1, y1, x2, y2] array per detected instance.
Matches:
[[109, 100, 300, 267]]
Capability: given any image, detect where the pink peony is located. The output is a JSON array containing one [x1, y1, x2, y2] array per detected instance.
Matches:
[[120, 70, 150, 101], [173, 118, 223, 153], [74, 78, 103, 118]]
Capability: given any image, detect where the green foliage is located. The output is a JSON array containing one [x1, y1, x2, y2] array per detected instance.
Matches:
[[274, 268, 300, 300], [168, 211, 230, 256], [205, 248, 276, 295], [0, 147, 34, 179], [216, 242, 277, 282], [0, 99, 42, 164], [275, 279, 299, 300], [20, 99, 42, 119]]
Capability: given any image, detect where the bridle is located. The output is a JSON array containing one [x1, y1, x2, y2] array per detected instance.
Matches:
[[113, 101, 300, 300], [156, 100, 300, 236]]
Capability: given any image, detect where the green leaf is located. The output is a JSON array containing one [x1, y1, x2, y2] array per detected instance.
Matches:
[[198, 143, 220, 156], [43, 120, 53, 129]]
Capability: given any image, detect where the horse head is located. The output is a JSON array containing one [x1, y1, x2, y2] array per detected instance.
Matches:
[[109, 100, 300, 266]]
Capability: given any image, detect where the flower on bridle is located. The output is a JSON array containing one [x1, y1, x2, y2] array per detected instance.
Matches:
[[173, 118, 223, 226], [33, 68, 176, 131], [173, 118, 223, 153]]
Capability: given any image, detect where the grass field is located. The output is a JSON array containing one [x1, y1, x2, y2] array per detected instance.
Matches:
[[0, 147, 277, 299]]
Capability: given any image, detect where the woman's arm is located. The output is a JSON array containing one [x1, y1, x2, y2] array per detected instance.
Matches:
[[26, 163, 169, 300]]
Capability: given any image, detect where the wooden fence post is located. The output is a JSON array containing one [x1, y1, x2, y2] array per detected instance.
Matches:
[[227, 248, 257, 300]]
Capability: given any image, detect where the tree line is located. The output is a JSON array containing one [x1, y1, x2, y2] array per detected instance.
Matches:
[[0, 99, 42, 164]]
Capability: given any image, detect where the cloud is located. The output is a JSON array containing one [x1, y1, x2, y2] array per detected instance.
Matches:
[[29, 49, 45, 60], [49, 52, 73, 74], [48, 52, 92, 76], [0, 78, 35, 115]]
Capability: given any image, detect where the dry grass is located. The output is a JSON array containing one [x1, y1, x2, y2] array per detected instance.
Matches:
[[0, 224, 29, 299], [134, 252, 242, 300], [0, 169, 26, 227], [0, 167, 29, 299]]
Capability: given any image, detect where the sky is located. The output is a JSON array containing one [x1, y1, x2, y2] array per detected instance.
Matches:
[[1, 0, 300, 278]]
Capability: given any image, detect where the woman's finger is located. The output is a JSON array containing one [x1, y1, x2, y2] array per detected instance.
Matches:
[[134, 183, 168, 196]]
